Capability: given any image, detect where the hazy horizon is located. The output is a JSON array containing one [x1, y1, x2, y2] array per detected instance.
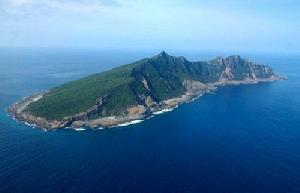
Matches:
[[1, 0, 300, 53]]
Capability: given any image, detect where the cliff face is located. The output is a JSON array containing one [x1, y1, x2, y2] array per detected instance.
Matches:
[[8, 52, 281, 129], [130, 52, 276, 101]]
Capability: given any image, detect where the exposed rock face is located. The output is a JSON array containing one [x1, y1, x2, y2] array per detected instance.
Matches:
[[8, 52, 283, 130], [183, 80, 206, 91]]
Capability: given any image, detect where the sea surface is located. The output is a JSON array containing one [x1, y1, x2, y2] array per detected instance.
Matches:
[[0, 48, 300, 193]]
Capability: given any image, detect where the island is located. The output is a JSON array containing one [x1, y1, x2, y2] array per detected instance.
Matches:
[[8, 51, 282, 130]]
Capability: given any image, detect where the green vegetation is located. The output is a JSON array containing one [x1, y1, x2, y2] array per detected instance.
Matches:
[[27, 52, 275, 121], [27, 60, 141, 120]]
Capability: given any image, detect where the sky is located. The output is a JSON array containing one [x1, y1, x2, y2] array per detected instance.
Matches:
[[0, 0, 300, 52]]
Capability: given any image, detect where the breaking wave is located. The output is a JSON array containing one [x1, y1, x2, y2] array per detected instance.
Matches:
[[115, 119, 144, 127], [74, 128, 86, 131], [153, 106, 177, 115]]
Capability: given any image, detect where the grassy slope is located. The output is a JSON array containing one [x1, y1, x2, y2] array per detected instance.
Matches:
[[27, 60, 145, 120]]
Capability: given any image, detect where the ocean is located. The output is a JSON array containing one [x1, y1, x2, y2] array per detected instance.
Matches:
[[0, 48, 300, 193]]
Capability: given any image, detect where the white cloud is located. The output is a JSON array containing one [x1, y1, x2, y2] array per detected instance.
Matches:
[[0, 0, 299, 51], [9, 0, 33, 6], [0, 0, 120, 14]]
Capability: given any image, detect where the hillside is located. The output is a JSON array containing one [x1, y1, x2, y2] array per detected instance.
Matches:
[[9, 52, 280, 129]]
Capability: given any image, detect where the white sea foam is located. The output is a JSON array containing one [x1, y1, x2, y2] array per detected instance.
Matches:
[[146, 115, 155, 119], [24, 121, 38, 129], [130, 120, 143, 124], [25, 122, 35, 127], [187, 95, 202, 103], [116, 119, 144, 127], [153, 108, 174, 115], [74, 128, 86, 131]]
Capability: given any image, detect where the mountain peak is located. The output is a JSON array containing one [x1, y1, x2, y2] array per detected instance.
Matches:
[[152, 51, 173, 60], [159, 51, 168, 56], [156, 51, 170, 59], [227, 55, 241, 60]]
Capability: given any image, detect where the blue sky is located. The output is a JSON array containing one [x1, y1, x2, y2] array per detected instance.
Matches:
[[0, 0, 300, 52]]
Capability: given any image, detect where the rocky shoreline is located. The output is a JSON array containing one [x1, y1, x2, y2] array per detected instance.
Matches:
[[7, 76, 283, 131]]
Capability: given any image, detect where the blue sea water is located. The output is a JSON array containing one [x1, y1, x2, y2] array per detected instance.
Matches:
[[0, 48, 300, 193]]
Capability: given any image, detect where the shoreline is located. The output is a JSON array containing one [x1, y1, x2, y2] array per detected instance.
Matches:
[[7, 76, 283, 131]]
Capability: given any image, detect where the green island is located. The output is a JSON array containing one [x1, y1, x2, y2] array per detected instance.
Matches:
[[8, 51, 281, 130]]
